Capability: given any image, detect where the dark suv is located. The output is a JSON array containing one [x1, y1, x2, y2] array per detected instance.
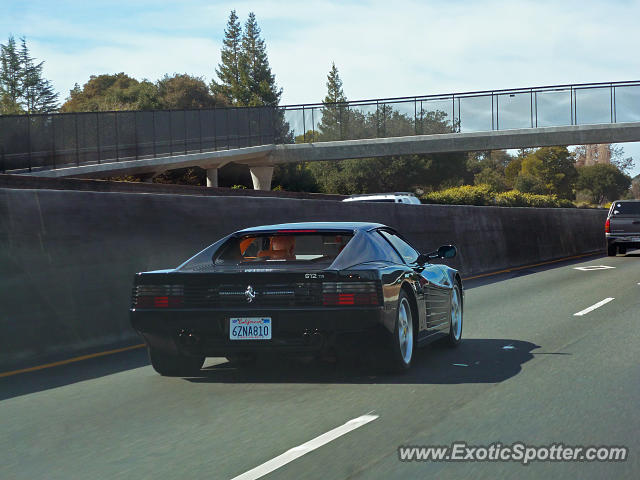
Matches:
[[606, 200, 640, 256]]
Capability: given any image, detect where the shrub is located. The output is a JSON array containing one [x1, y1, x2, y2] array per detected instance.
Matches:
[[421, 184, 495, 206], [495, 191, 574, 208], [422, 185, 575, 208]]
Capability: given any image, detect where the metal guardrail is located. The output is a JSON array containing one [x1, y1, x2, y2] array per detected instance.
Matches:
[[1, 81, 639, 174]]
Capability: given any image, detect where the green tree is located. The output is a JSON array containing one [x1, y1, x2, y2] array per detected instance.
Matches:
[[238, 12, 282, 107], [294, 130, 320, 143], [211, 10, 243, 105], [576, 164, 631, 204], [474, 167, 508, 191], [467, 150, 512, 191], [504, 156, 523, 187], [519, 146, 577, 199], [306, 69, 468, 194], [513, 173, 547, 195], [157, 73, 224, 109], [272, 163, 319, 192], [317, 63, 347, 141], [60, 73, 159, 112], [19, 37, 58, 113], [0, 35, 24, 114]]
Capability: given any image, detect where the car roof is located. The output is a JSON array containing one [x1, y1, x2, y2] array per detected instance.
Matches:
[[235, 222, 387, 234], [346, 192, 415, 198]]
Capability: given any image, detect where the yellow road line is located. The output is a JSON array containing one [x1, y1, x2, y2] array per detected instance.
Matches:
[[463, 251, 603, 281], [0, 343, 145, 378], [1, 251, 603, 379]]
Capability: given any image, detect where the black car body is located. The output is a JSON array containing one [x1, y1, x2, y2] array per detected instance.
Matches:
[[606, 200, 640, 256], [130, 222, 463, 375]]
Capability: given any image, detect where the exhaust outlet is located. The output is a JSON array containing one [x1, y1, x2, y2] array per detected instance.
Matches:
[[177, 329, 201, 346], [311, 330, 324, 347]]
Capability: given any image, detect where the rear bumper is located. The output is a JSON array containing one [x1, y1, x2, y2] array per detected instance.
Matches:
[[130, 307, 388, 356], [607, 235, 640, 249]]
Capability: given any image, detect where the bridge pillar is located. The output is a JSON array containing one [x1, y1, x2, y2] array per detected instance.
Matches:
[[206, 168, 218, 188], [249, 166, 274, 190]]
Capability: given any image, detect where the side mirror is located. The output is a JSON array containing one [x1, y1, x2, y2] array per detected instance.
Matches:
[[437, 245, 457, 259], [416, 253, 429, 265], [418, 245, 457, 264]]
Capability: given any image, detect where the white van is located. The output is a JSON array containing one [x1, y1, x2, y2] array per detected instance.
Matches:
[[342, 192, 421, 205]]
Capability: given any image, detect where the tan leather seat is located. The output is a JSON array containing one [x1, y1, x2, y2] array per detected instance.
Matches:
[[257, 236, 296, 260]]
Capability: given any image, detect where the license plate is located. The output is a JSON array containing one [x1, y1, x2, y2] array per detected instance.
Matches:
[[230, 317, 272, 340], [632, 237, 640, 242]]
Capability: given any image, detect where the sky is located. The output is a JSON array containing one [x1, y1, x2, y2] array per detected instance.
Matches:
[[2, 0, 640, 177]]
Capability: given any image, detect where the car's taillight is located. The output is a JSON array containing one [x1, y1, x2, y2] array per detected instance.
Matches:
[[136, 295, 184, 308], [134, 285, 184, 308], [605, 218, 610, 233], [322, 282, 379, 306]]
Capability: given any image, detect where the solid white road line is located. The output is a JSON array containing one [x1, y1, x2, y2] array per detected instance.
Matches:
[[574, 297, 615, 316], [230, 414, 379, 480]]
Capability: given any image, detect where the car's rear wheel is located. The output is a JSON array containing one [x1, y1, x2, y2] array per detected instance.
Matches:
[[385, 291, 414, 372], [607, 245, 617, 256], [148, 348, 204, 376], [618, 246, 627, 255], [448, 283, 463, 347]]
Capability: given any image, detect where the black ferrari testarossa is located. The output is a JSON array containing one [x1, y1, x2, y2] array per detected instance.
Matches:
[[130, 222, 463, 375]]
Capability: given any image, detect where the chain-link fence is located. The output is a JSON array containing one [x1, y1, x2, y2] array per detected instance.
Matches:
[[1, 81, 639, 174]]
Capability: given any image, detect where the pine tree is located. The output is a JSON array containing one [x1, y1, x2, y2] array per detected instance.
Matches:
[[238, 12, 281, 107], [19, 37, 58, 113], [0, 35, 24, 114], [211, 10, 243, 105], [318, 63, 347, 140]]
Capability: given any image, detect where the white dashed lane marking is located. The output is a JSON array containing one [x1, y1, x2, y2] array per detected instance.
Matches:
[[573, 265, 616, 271], [574, 298, 615, 316], [230, 414, 379, 480]]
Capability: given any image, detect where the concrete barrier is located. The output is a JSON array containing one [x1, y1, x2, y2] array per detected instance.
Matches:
[[0, 187, 606, 371]]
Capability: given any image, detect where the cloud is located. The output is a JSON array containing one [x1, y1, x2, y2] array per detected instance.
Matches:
[[29, 35, 221, 98], [3, 0, 640, 175], [5, 0, 639, 103]]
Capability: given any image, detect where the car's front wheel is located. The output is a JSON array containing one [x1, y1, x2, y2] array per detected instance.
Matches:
[[386, 291, 415, 372], [148, 348, 204, 376]]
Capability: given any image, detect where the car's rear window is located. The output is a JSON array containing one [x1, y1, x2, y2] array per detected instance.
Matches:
[[611, 202, 640, 215], [214, 232, 353, 265]]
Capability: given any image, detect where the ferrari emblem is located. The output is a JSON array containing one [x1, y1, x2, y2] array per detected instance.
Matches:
[[245, 285, 256, 303]]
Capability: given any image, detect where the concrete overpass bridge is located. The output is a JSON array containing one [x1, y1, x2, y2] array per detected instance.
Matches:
[[2, 81, 639, 190]]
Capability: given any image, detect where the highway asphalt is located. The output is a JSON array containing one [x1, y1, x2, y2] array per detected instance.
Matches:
[[1, 252, 638, 479]]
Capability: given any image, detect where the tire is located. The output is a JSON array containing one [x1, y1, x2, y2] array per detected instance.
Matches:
[[607, 245, 617, 256], [148, 348, 204, 377], [618, 247, 627, 255], [448, 283, 463, 347], [386, 290, 415, 372]]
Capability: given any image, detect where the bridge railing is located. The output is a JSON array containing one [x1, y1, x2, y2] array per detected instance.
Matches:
[[1, 81, 639, 174], [280, 81, 640, 143], [0, 107, 278, 173]]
